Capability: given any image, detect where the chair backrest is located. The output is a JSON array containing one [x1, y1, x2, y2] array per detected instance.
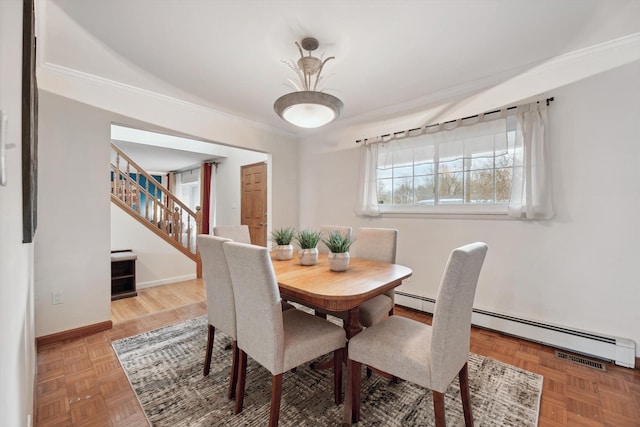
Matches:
[[318, 225, 353, 254], [213, 225, 251, 244], [352, 227, 397, 263], [223, 241, 285, 374], [430, 242, 488, 391], [352, 228, 398, 300], [197, 234, 236, 339]]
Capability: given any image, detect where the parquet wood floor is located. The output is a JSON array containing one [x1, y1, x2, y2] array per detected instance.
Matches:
[[35, 280, 640, 426]]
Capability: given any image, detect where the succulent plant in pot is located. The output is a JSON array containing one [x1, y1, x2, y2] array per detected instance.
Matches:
[[322, 230, 354, 272], [271, 227, 296, 260], [295, 229, 322, 266]]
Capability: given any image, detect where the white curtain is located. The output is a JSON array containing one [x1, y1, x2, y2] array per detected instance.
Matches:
[[354, 142, 381, 217], [508, 103, 554, 219]]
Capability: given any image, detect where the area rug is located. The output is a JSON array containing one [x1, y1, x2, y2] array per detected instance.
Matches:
[[112, 316, 542, 426]]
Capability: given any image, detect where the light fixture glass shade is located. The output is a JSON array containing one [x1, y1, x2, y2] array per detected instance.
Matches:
[[274, 91, 344, 128]]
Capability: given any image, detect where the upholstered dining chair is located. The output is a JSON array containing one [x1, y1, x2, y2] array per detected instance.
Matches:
[[345, 242, 488, 427], [213, 225, 251, 244], [350, 227, 398, 327], [196, 234, 238, 400], [197, 234, 294, 398], [318, 225, 353, 254], [223, 241, 347, 427]]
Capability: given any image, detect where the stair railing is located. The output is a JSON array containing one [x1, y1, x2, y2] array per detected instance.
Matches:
[[110, 143, 201, 260]]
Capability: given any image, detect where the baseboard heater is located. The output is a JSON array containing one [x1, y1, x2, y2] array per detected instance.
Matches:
[[395, 291, 636, 368]]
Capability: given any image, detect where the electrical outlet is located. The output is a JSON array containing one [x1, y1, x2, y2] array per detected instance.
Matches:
[[52, 289, 63, 305]]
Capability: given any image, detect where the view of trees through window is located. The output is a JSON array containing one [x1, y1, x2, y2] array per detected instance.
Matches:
[[376, 121, 518, 208]]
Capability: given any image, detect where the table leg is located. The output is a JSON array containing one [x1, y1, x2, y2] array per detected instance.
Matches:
[[344, 307, 362, 339], [311, 307, 362, 371]]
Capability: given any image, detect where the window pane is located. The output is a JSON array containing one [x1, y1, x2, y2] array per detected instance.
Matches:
[[470, 156, 494, 171], [394, 164, 413, 178], [439, 157, 463, 173], [415, 175, 435, 204], [438, 171, 463, 202], [393, 177, 414, 205], [414, 161, 434, 175], [377, 166, 393, 179], [377, 179, 392, 204], [495, 167, 513, 202], [495, 151, 513, 168], [469, 170, 495, 203]]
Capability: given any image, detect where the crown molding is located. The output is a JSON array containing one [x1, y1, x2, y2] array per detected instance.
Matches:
[[337, 32, 640, 129], [37, 62, 295, 138]]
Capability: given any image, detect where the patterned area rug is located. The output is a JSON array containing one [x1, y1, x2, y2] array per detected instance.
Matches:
[[112, 316, 542, 426]]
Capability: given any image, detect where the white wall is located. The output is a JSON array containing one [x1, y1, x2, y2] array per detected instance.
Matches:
[[36, 92, 113, 337], [298, 61, 640, 357], [111, 205, 196, 288], [0, 1, 36, 425]]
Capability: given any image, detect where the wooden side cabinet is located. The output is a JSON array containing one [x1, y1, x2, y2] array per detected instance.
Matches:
[[111, 250, 137, 300]]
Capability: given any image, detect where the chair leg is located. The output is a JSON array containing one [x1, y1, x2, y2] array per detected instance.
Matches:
[[269, 374, 283, 427], [432, 390, 446, 427], [203, 324, 215, 376], [459, 362, 474, 427], [234, 350, 247, 415], [351, 360, 362, 423], [333, 348, 343, 405], [228, 340, 239, 400]]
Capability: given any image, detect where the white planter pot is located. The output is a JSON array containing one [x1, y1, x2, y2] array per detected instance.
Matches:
[[274, 244, 294, 261], [328, 251, 350, 272], [298, 248, 319, 266]]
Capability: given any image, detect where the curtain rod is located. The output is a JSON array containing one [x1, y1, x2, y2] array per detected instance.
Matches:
[[355, 97, 554, 144]]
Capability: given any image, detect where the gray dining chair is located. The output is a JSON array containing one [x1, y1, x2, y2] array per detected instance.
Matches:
[[213, 225, 251, 244], [223, 241, 346, 427], [345, 242, 488, 427], [314, 227, 397, 349], [318, 225, 353, 254], [196, 234, 238, 400], [351, 227, 398, 327]]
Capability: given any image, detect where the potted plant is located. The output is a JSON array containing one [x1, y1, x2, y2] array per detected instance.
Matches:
[[322, 230, 354, 272], [271, 227, 296, 260], [295, 229, 322, 266]]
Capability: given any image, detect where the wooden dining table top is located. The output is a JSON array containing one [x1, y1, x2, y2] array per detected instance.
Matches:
[[271, 253, 413, 313]]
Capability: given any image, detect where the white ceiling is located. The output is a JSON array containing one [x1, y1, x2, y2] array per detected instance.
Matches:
[[42, 0, 640, 136], [110, 125, 228, 173]]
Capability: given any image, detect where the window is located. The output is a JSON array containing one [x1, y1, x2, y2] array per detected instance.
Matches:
[[375, 115, 518, 214], [175, 168, 201, 211]]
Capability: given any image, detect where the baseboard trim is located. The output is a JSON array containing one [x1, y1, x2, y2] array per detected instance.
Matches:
[[36, 320, 113, 348], [137, 274, 197, 289], [395, 291, 636, 368]]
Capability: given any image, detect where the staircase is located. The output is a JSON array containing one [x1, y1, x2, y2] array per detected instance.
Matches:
[[110, 143, 201, 265]]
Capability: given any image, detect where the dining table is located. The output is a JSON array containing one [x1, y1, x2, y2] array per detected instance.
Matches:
[[271, 252, 413, 339]]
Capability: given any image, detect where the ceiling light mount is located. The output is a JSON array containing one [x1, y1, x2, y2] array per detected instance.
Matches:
[[299, 37, 319, 52], [274, 37, 343, 129]]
